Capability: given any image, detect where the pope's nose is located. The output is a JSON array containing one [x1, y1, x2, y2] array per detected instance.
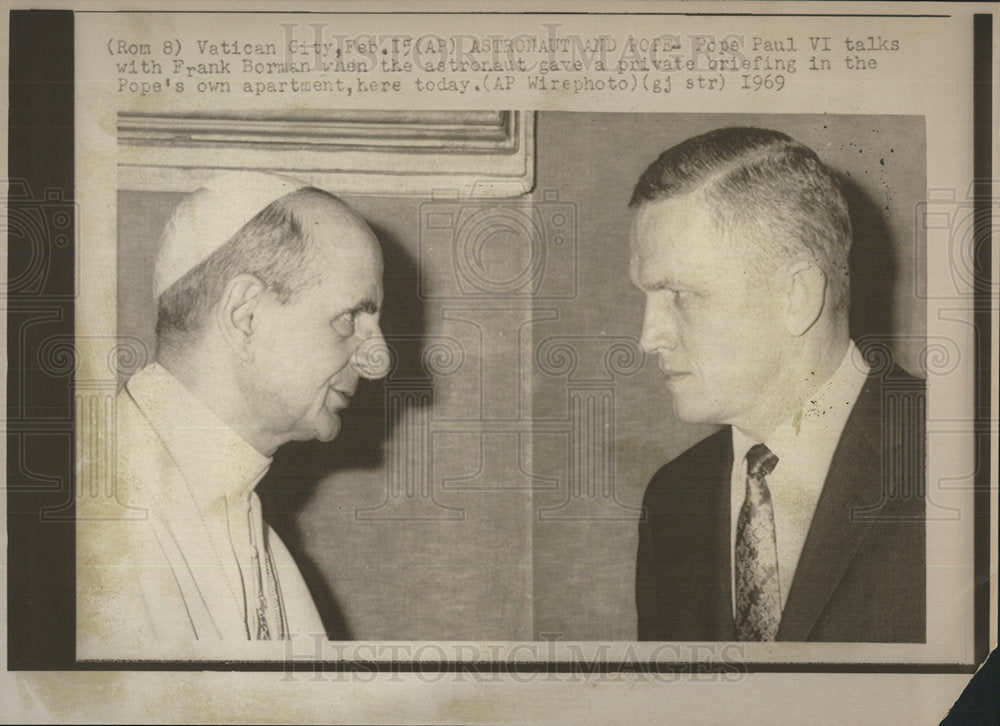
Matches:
[[352, 332, 392, 380]]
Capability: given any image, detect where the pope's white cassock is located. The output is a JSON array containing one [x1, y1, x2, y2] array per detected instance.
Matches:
[[78, 362, 325, 659]]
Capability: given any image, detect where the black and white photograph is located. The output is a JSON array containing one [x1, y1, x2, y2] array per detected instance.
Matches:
[[97, 112, 929, 655], [3, 3, 996, 724]]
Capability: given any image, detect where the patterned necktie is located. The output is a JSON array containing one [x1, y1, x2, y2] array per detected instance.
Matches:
[[734, 443, 781, 641]]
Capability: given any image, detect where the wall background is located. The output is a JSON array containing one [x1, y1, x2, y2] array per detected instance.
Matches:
[[117, 112, 925, 641]]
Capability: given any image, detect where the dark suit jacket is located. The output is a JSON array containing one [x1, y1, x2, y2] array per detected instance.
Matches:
[[636, 364, 926, 642]]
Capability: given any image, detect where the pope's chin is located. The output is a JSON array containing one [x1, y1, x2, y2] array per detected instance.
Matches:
[[304, 412, 342, 443], [291, 401, 344, 444]]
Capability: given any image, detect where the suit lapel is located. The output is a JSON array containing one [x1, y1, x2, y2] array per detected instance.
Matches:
[[706, 431, 737, 640], [646, 427, 735, 641], [777, 372, 883, 640]]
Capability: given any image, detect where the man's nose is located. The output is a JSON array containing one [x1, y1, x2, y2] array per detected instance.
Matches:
[[639, 302, 679, 354], [352, 326, 391, 380]]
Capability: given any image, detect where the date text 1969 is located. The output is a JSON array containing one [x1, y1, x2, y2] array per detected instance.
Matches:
[[741, 74, 785, 91]]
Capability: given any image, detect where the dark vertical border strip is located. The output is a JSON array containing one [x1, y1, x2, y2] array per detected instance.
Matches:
[[971, 13, 993, 667], [7, 9, 76, 669]]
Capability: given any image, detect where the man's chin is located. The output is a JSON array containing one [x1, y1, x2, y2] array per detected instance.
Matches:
[[669, 397, 714, 425]]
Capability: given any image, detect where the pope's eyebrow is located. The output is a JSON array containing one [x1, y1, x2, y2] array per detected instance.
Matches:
[[350, 299, 380, 316], [331, 298, 380, 320]]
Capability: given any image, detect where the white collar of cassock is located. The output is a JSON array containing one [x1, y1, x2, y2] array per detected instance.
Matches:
[[125, 361, 273, 511]]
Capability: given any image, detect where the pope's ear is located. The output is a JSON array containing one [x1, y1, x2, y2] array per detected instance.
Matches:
[[784, 258, 827, 336], [216, 274, 265, 359]]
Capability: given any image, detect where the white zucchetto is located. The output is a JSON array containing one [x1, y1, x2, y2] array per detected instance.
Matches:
[[153, 171, 309, 298]]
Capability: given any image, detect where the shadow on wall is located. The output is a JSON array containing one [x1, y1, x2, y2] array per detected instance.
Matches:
[[842, 175, 899, 365], [256, 221, 428, 640]]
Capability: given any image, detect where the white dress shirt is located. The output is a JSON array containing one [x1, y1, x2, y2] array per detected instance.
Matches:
[[730, 341, 869, 615]]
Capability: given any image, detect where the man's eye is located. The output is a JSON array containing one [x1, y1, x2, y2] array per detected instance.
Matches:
[[332, 315, 356, 337]]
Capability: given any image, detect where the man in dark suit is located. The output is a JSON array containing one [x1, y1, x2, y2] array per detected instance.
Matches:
[[630, 127, 924, 642]]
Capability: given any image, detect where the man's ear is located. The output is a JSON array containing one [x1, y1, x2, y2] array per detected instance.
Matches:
[[784, 258, 828, 336], [216, 274, 265, 359]]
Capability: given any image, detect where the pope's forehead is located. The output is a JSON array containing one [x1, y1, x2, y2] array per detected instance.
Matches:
[[286, 192, 362, 227], [285, 193, 379, 250]]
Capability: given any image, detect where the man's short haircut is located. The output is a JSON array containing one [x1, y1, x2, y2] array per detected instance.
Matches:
[[155, 187, 335, 353], [630, 126, 853, 311]]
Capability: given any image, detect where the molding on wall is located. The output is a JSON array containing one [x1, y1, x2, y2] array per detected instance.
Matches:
[[117, 110, 534, 198]]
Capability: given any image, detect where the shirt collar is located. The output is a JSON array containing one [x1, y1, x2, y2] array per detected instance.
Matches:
[[732, 340, 870, 470], [125, 362, 273, 507]]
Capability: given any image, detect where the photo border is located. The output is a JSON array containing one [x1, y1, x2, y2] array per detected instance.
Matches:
[[4, 6, 994, 676]]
